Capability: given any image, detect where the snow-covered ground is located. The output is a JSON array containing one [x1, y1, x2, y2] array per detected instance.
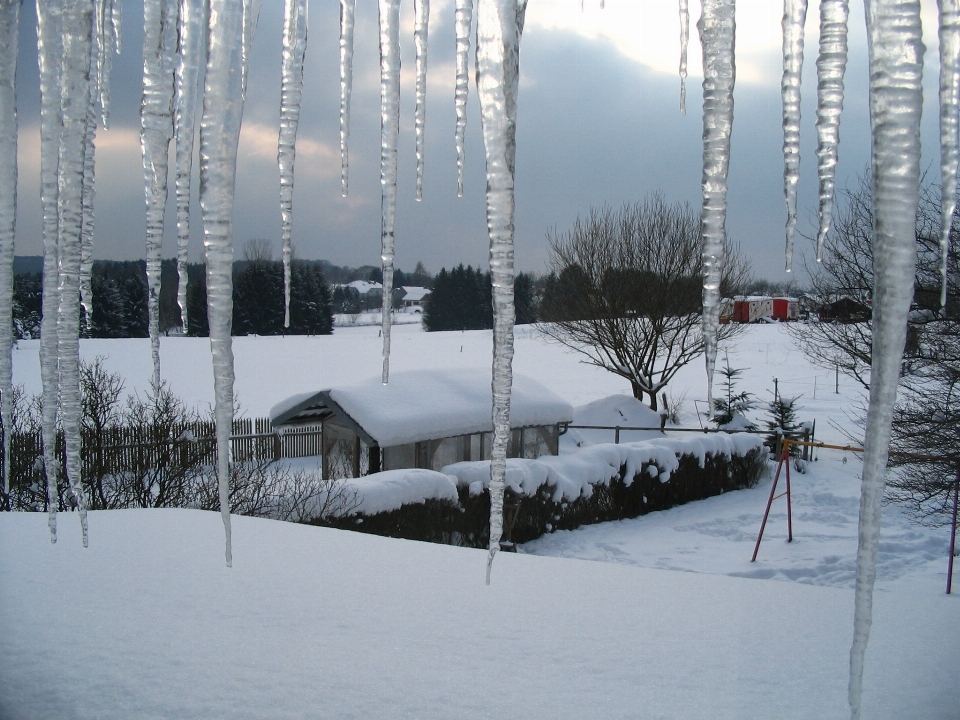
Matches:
[[3, 323, 959, 718]]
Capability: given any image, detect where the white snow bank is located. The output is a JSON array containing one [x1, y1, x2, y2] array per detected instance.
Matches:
[[445, 433, 765, 503], [561, 394, 666, 449], [345, 469, 459, 515]]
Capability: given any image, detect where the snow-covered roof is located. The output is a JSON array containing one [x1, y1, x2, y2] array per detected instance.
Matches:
[[345, 280, 383, 294], [400, 286, 431, 302], [270, 369, 573, 447]]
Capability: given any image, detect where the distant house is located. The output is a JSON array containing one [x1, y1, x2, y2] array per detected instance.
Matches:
[[345, 280, 383, 298], [398, 286, 431, 312], [270, 370, 573, 479], [818, 296, 871, 323]]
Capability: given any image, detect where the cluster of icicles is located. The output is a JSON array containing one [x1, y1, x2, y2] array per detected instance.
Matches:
[[0, 1, 954, 718]]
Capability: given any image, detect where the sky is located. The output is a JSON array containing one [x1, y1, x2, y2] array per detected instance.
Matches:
[[10, 0, 950, 280]]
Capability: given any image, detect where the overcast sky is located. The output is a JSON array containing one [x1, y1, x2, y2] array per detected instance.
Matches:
[[11, 0, 949, 280]]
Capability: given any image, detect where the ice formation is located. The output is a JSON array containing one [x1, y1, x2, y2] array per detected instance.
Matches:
[[58, 0, 97, 548], [679, 0, 688, 114], [0, 0, 17, 498], [814, 0, 849, 262], [37, 0, 63, 543], [939, 0, 960, 306], [475, 0, 528, 583], [279, 0, 309, 327], [141, 0, 178, 387], [781, 0, 807, 272], [174, 0, 203, 334], [848, 3, 925, 719], [414, 0, 429, 201], [199, 0, 257, 567], [339, 0, 356, 196], [454, 0, 473, 196], [379, 0, 401, 384], [697, 0, 735, 420]]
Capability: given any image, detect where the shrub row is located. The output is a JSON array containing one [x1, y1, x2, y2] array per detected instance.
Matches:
[[320, 446, 767, 548]]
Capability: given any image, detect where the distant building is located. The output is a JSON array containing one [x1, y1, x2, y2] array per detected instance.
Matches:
[[270, 370, 573, 479], [398, 286, 431, 312], [344, 280, 383, 298], [818, 296, 872, 323]]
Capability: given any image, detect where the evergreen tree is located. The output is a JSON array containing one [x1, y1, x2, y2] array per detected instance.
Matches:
[[288, 261, 334, 335], [764, 394, 803, 458], [712, 355, 755, 427], [423, 264, 493, 331], [12, 272, 42, 340], [185, 263, 209, 337]]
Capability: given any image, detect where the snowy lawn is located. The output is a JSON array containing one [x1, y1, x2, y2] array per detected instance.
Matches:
[[1, 509, 957, 720], [4, 324, 959, 717]]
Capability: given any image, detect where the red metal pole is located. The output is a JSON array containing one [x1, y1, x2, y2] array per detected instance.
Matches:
[[947, 472, 959, 595], [785, 442, 793, 543], [752, 446, 786, 562]]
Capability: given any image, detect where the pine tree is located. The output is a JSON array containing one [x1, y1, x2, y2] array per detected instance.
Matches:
[[712, 355, 755, 427]]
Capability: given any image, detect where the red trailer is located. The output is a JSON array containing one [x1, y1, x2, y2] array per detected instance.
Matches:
[[772, 297, 799, 321], [733, 296, 773, 323]]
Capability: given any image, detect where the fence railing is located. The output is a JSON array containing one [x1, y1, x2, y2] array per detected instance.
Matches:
[[5, 418, 324, 481]]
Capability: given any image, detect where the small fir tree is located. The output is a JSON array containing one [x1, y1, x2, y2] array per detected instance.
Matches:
[[764, 394, 803, 457], [712, 355, 755, 428]]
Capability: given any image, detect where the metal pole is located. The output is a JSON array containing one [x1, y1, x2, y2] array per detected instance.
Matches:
[[785, 442, 793, 542], [948, 471, 959, 595], [835, 364, 839, 394], [615, 426, 620, 444], [752, 444, 788, 562]]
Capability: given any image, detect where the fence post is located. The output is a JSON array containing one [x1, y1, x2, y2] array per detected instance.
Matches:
[[615, 426, 620, 444], [273, 431, 282, 462], [948, 465, 959, 595]]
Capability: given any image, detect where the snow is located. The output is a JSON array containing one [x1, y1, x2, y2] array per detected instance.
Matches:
[[271, 368, 573, 447], [444, 433, 764, 503], [560, 394, 665, 450], [4, 325, 959, 716], [0, 508, 956, 720], [347, 468, 458, 515]]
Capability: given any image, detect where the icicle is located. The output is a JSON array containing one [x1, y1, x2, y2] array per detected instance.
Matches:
[[279, 0, 308, 328], [242, 0, 263, 100], [698, 0, 735, 420], [141, 0, 178, 387], [814, 0, 849, 261], [476, 0, 527, 584], [0, 0, 19, 501], [58, 0, 97, 548], [781, 0, 808, 272], [37, 0, 63, 542], [200, 0, 253, 567], [454, 0, 473, 197], [339, 0, 356, 196], [79, 70, 96, 322], [679, 0, 689, 114], [939, 0, 960, 307], [414, 0, 429, 200], [174, 0, 203, 334], [111, 0, 121, 54], [379, 0, 401, 384], [848, 3, 924, 719]]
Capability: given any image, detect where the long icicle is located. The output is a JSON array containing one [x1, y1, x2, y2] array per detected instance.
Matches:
[[938, 0, 960, 307], [379, 0, 401, 384], [174, 0, 203, 335], [79, 43, 98, 325], [781, 0, 808, 272], [0, 0, 19, 503], [141, 0, 178, 387], [848, 2, 924, 719], [454, 0, 473, 197], [698, 0, 735, 420], [414, 0, 429, 200], [58, 0, 96, 548], [679, 0, 689, 114], [476, 0, 528, 584], [37, 0, 63, 542], [200, 0, 255, 567], [279, 0, 309, 328], [339, 0, 356, 196], [814, 0, 849, 261]]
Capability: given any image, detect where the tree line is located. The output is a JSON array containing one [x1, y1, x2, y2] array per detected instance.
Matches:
[[13, 257, 335, 339], [422, 264, 538, 331]]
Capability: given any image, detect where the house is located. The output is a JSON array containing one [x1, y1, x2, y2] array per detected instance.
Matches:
[[818, 296, 871, 323], [270, 369, 574, 479], [398, 286, 431, 312], [345, 280, 383, 298]]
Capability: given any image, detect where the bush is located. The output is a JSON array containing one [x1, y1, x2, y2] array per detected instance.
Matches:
[[321, 446, 767, 547]]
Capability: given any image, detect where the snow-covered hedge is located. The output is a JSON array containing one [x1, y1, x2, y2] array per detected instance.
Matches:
[[322, 435, 767, 547]]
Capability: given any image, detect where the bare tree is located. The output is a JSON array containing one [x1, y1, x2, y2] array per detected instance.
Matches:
[[539, 195, 749, 410], [789, 172, 960, 522], [242, 238, 274, 264]]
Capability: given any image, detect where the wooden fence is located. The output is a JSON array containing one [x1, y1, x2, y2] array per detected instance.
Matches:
[[5, 418, 323, 481]]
